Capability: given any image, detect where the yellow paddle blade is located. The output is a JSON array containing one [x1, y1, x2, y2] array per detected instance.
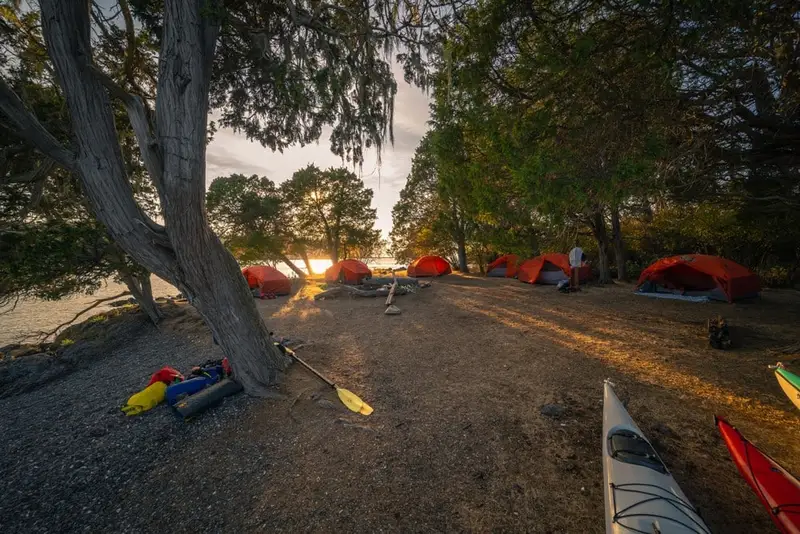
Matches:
[[336, 387, 373, 416]]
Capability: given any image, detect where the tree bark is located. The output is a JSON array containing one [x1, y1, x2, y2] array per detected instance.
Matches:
[[277, 252, 306, 279], [299, 248, 313, 275], [611, 205, 627, 281], [456, 238, 469, 273], [120, 270, 162, 325], [154, 0, 288, 394], [37, 0, 289, 396], [589, 210, 612, 284]]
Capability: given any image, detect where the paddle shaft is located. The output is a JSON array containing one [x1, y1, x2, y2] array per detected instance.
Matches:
[[286, 349, 336, 389]]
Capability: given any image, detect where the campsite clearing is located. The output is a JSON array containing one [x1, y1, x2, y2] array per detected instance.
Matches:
[[1, 274, 798, 533]]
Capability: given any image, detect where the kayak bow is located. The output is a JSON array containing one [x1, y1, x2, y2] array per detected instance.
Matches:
[[603, 381, 711, 534], [715, 416, 800, 534]]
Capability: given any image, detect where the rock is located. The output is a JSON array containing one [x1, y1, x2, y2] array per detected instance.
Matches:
[[385, 305, 401, 315], [539, 403, 566, 418]]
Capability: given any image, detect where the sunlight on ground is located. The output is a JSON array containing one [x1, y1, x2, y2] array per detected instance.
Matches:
[[448, 294, 799, 426], [268, 282, 323, 320]]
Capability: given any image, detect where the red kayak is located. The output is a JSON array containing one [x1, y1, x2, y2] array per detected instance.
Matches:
[[716, 417, 800, 534]]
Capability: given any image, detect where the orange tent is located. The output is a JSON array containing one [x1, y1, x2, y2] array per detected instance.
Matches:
[[487, 254, 520, 278], [637, 254, 760, 302], [407, 255, 452, 277], [518, 253, 590, 284], [241, 265, 292, 295], [325, 259, 372, 284]]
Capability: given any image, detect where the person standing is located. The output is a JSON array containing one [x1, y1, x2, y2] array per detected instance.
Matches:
[[569, 245, 584, 290]]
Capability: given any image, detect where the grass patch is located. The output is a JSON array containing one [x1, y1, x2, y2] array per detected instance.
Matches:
[[60, 338, 75, 347]]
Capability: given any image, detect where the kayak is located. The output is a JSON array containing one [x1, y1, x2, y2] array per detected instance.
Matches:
[[715, 417, 800, 534], [773, 363, 800, 411], [603, 381, 711, 534]]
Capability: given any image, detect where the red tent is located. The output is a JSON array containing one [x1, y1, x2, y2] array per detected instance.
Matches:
[[325, 259, 372, 284], [518, 253, 590, 284], [487, 254, 520, 278], [407, 255, 452, 277], [242, 265, 292, 295], [637, 254, 760, 302]]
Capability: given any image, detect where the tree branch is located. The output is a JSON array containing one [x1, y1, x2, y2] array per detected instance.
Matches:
[[88, 64, 164, 191], [39, 290, 131, 340], [0, 77, 76, 170], [0, 157, 56, 185]]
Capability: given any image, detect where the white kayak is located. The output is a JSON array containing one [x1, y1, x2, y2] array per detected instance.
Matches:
[[603, 381, 711, 534]]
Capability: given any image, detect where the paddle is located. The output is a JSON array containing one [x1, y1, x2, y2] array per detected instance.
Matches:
[[282, 346, 373, 416]]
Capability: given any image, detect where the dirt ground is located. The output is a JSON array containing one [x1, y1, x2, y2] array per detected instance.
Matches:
[[4, 273, 800, 533]]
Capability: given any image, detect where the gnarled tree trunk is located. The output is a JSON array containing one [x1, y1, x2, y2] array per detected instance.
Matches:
[[30, 0, 288, 396]]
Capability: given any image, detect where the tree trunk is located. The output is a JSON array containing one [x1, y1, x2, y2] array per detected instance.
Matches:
[[590, 210, 612, 284], [38, 0, 289, 396], [120, 270, 162, 325], [277, 252, 306, 279], [456, 238, 469, 273], [611, 205, 627, 281], [299, 248, 313, 275]]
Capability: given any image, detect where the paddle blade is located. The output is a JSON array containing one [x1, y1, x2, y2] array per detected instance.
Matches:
[[336, 387, 373, 415]]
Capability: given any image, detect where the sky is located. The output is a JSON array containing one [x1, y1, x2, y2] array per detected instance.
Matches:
[[205, 62, 432, 238]]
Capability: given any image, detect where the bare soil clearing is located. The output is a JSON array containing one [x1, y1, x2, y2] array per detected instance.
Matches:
[[1, 274, 799, 533]]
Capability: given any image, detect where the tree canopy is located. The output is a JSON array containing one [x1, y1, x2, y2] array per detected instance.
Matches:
[[280, 165, 382, 263], [389, 0, 800, 285]]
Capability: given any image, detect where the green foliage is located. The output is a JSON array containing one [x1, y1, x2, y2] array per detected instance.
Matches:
[[0, 5, 159, 307], [206, 173, 288, 264], [280, 165, 380, 262], [388, 0, 799, 285]]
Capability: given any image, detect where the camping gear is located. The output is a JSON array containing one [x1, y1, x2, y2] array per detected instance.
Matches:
[[707, 316, 731, 350], [716, 416, 800, 533], [603, 381, 710, 534], [241, 265, 292, 296], [166, 376, 215, 406], [147, 366, 184, 386], [324, 259, 372, 284], [407, 255, 452, 277], [280, 345, 373, 415], [518, 253, 590, 285], [636, 254, 760, 302], [487, 254, 519, 278], [772, 363, 800, 411], [172, 378, 244, 419], [121, 381, 168, 416]]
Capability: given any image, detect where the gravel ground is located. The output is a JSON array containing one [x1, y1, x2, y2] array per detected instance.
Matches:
[[1, 275, 799, 533], [0, 308, 232, 533]]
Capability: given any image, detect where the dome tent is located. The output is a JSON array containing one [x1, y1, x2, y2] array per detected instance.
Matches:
[[487, 254, 520, 278], [407, 255, 452, 277], [517, 253, 590, 285], [241, 265, 292, 295], [325, 259, 372, 285], [636, 254, 760, 302]]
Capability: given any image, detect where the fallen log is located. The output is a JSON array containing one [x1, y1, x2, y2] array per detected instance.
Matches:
[[385, 280, 397, 306], [361, 276, 418, 287], [314, 284, 407, 300]]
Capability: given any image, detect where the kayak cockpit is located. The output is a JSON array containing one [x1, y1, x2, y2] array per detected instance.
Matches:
[[608, 428, 668, 474]]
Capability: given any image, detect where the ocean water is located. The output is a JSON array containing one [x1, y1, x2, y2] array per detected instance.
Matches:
[[0, 258, 404, 345], [275, 257, 404, 277]]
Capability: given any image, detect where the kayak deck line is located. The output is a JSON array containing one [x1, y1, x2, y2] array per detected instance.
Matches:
[[603, 382, 711, 534], [609, 482, 712, 534]]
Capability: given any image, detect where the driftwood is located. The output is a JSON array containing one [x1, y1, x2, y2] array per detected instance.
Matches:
[[361, 276, 418, 287], [385, 280, 398, 306], [314, 284, 408, 301]]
